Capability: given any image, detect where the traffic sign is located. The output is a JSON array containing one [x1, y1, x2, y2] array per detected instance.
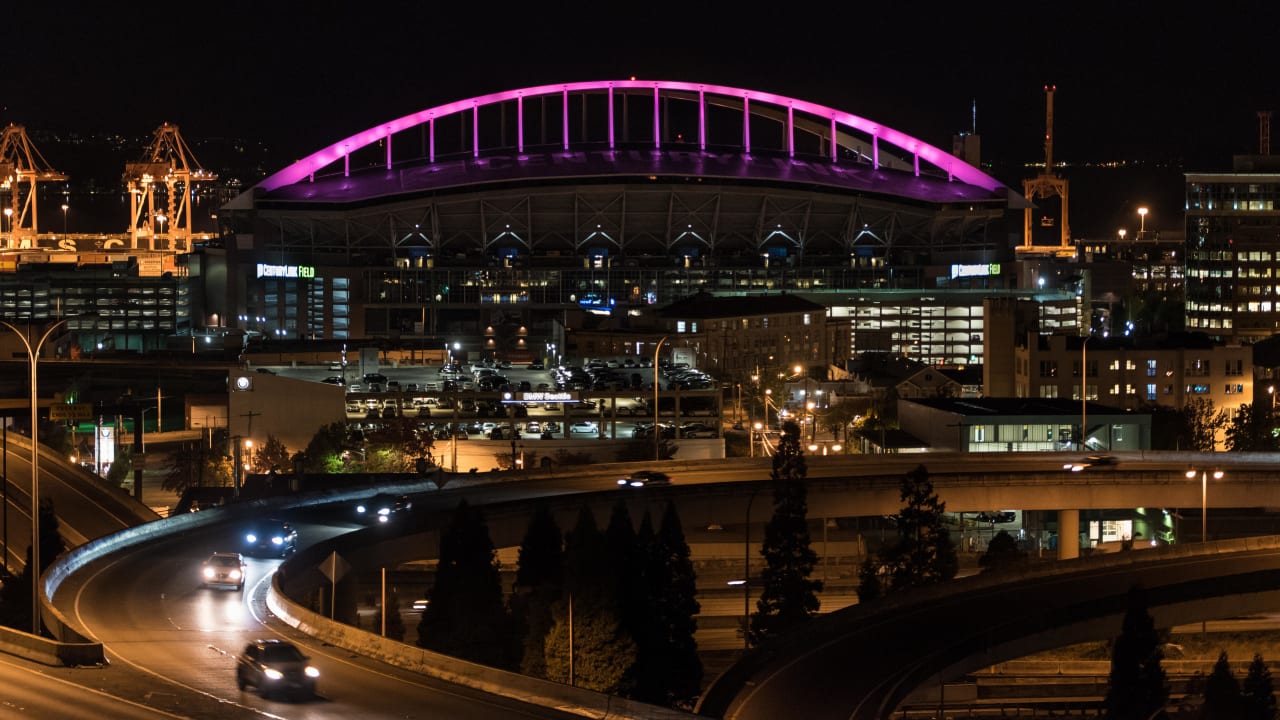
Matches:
[[49, 403, 93, 422]]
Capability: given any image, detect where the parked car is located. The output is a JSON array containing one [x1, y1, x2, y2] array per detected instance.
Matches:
[[569, 421, 598, 434], [680, 422, 718, 438], [201, 552, 246, 590], [527, 362, 544, 370], [617, 470, 672, 487], [363, 373, 389, 386], [235, 639, 319, 699], [321, 376, 345, 385]]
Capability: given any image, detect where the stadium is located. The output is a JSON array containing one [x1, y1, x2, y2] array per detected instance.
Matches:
[[213, 79, 1025, 363]]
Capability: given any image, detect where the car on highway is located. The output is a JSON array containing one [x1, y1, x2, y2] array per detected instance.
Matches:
[[201, 552, 246, 590], [356, 494, 412, 524], [1063, 454, 1119, 472], [617, 470, 672, 487], [243, 519, 298, 557], [235, 639, 320, 699]]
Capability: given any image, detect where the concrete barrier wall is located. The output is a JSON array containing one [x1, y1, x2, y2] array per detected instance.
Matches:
[[0, 625, 104, 666], [266, 577, 690, 720]]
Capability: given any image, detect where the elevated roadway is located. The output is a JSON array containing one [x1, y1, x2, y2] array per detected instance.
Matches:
[[32, 450, 1280, 718]]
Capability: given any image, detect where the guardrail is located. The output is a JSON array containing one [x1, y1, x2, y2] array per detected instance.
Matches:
[[266, 577, 688, 719]]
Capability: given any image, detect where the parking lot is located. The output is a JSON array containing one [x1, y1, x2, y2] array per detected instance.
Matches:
[[255, 359, 726, 442]]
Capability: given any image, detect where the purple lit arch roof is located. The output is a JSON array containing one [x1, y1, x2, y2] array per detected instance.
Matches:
[[255, 80, 1007, 197]]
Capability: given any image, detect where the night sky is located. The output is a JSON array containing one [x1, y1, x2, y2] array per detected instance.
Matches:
[[5, 3, 1280, 235]]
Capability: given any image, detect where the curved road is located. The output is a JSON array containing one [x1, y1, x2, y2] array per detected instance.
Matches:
[[53, 517, 584, 720]]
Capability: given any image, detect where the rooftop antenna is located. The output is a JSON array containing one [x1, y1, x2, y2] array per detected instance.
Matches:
[[971, 98, 977, 135], [1259, 111, 1272, 156]]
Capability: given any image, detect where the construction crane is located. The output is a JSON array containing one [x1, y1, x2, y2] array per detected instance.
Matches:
[[124, 123, 217, 251], [1019, 85, 1075, 258], [0, 124, 69, 249]]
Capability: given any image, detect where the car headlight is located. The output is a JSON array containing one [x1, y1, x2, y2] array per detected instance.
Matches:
[[264, 668, 284, 680], [203, 567, 215, 579], [616, 478, 628, 486], [271, 536, 283, 545], [229, 569, 242, 580], [356, 504, 367, 513], [305, 666, 320, 678], [378, 515, 388, 523], [246, 534, 257, 543]]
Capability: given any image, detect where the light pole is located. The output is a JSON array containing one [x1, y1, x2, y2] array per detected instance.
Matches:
[[653, 336, 667, 462], [1137, 207, 1149, 239], [156, 213, 167, 238], [60, 204, 68, 236], [140, 407, 155, 454], [1187, 467, 1223, 543], [3, 208, 11, 247], [729, 484, 767, 649], [1080, 334, 1092, 451], [0, 318, 68, 634]]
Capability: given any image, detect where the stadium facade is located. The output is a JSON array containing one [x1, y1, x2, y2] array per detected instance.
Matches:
[[202, 79, 1053, 366]]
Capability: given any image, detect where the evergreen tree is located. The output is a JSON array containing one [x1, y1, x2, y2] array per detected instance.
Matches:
[[382, 590, 405, 642], [1242, 654, 1277, 720], [512, 504, 563, 679], [36, 498, 65, 575], [748, 420, 822, 647], [543, 504, 636, 692], [417, 499, 510, 667], [631, 510, 665, 698], [1203, 651, 1241, 720], [1103, 584, 1169, 720], [880, 465, 958, 592], [650, 500, 702, 707], [855, 555, 883, 603], [978, 530, 1026, 573]]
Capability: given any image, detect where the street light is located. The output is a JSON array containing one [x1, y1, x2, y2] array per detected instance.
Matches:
[[1137, 207, 1149, 238], [0, 318, 69, 634], [730, 484, 767, 649], [751, 421, 762, 458], [60, 204, 68, 236], [140, 407, 155, 453], [1186, 467, 1224, 543], [1080, 334, 1093, 451], [3, 207, 11, 246], [156, 213, 167, 237], [653, 336, 668, 461]]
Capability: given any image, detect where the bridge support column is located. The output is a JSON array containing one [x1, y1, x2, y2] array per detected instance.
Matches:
[[1058, 509, 1080, 560]]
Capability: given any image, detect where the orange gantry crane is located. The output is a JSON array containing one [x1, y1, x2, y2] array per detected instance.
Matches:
[[0, 124, 68, 249], [124, 123, 217, 251]]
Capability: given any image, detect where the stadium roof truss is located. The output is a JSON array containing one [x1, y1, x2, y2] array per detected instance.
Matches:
[[229, 80, 1017, 262]]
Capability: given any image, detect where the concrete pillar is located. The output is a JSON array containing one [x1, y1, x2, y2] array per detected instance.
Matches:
[[1057, 509, 1080, 560]]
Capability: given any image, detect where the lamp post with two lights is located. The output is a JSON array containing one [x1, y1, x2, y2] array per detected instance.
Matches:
[[0, 318, 69, 634]]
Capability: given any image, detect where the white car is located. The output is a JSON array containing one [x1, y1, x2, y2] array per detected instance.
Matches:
[[569, 422, 598, 434]]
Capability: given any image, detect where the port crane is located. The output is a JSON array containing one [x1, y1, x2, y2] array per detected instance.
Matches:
[[0, 124, 68, 248], [124, 123, 217, 251], [1019, 85, 1075, 258]]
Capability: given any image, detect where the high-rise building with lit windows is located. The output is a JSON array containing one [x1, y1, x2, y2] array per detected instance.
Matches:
[[1185, 155, 1280, 344]]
